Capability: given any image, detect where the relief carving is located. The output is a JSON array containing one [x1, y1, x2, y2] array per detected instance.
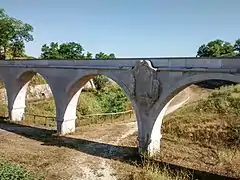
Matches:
[[131, 60, 161, 112]]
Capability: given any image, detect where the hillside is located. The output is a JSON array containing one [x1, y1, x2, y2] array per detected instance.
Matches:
[[115, 85, 240, 179]]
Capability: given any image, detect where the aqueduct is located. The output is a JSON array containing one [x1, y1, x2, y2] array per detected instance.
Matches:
[[0, 57, 239, 156]]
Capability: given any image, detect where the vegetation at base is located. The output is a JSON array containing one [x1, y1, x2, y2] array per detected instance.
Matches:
[[113, 158, 192, 180], [0, 159, 40, 180], [197, 84, 240, 116], [163, 84, 240, 148], [27, 84, 130, 115], [0, 84, 132, 127], [113, 85, 240, 179]]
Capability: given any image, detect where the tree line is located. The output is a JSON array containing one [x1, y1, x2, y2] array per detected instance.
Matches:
[[0, 8, 240, 60]]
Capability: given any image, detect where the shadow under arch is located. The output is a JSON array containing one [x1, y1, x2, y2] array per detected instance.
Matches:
[[11, 70, 57, 123], [64, 73, 138, 127]]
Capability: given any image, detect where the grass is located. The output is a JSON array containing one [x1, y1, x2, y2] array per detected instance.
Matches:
[[163, 85, 240, 148], [0, 84, 133, 128], [112, 158, 192, 180], [112, 85, 240, 179], [0, 159, 41, 180], [1, 84, 239, 179]]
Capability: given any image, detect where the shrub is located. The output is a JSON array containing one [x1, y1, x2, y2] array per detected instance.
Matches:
[[163, 84, 240, 148], [96, 84, 130, 113], [196, 84, 240, 115], [0, 160, 38, 180], [77, 92, 103, 116], [93, 75, 109, 90]]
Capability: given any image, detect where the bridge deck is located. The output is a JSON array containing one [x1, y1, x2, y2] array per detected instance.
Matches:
[[0, 57, 240, 73]]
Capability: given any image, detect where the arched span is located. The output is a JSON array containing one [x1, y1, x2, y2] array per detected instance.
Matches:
[[16, 70, 57, 103], [160, 73, 240, 109], [8, 70, 57, 121], [66, 72, 133, 99], [64, 73, 138, 123], [142, 72, 240, 155]]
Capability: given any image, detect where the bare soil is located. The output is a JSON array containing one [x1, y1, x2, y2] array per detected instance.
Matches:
[[2, 85, 232, 180]]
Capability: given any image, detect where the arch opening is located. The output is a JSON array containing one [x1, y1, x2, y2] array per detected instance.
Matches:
[[148, 77, 240, 175], [13, 71, 57, 129], [64, 74, 137, 132]]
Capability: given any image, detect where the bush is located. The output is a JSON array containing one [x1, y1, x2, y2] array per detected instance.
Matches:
[[0, 160, 38, 180], [93, 75, 109, 90], [77, 92, 103, 115], [29, 74, 46, 86], [96, 85, 129, 113], [196, 84, 240, 115], [163, 84, 240, 148]]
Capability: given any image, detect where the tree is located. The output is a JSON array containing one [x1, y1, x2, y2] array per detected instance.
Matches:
[[41, 42, 62, 59], [40, 41, 117, 90], [93, 52, 116, 90], [197, 39, 236, 57], [196, 39, 237, 88], [0, 8, 33, 59], [234, 39, 240, 56], [95, 52, 115, 59], [58, 42, 85, 59], [41, 42, 86, 59], [85, 52, 93, 59]]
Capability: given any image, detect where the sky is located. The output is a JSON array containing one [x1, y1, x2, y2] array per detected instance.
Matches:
[[1, 0, 240, 58]]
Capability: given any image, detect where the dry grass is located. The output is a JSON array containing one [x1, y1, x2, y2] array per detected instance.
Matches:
[[0, 84, 239, 179], [112, 85, 240, 180]]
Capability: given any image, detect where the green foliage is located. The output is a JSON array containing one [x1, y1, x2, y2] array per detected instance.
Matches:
[[93, 75, 109, 90], [234, 39, 240, 56], [40, 42, 61, 59], [197, 39, 240, 57], [29, 74, 46, 86], [197, 84, 240, 115], [0, 8, 33, 59], [24, 85, 129, 116], [96, 85, 129, 113], [196, 39, 240, 88], [40, 42, 91, 59], [93, 52, 116, 90], [26, 99, 56, 117], [95, 52, 115, 59], [0, 160, 38, 180], [77, 92, 103, 116], [163, 85, 240, 148]]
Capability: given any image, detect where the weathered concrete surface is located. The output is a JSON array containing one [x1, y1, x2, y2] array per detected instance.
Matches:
[[0, 57, 240, 156]]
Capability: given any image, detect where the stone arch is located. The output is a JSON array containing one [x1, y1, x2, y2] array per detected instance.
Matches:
[[8, 70, 56, 121], [61, 72, 138, 134], [160, 73, 240, 108], [147, 72, 240, 156]]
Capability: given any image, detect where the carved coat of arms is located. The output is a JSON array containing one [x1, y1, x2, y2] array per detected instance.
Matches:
[[131, 60, 161, 112]]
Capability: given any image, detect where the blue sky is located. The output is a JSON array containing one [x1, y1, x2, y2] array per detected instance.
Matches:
[[1, 0, 240, 58]]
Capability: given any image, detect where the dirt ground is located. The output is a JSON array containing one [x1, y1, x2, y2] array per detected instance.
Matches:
[[0, 85, 221, 180]]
